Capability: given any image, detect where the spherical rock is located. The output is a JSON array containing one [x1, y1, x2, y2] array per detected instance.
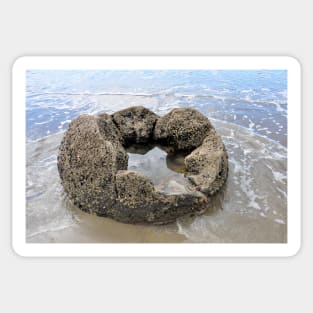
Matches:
[[154, 108, 212, 151]]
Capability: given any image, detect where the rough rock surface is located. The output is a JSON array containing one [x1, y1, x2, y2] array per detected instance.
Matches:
[[57, 114, 128, 216], [185, 128, 228, 195], [97, 113, 128, 170], [113, 170, 207, 224], [112, 106, 158, 145], [154, 108, 212, 151], [58, 106, 228, 224]]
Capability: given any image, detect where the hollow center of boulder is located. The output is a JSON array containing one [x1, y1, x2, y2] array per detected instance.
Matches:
[[126, 144, 191, 195]]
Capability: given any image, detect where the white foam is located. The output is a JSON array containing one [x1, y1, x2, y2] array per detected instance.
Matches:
[[274, 219, 285, 225], [57, 119, 72, 129], [27, 220, 76, 240], [266, 164, 287, 184], [241, 89, 252, 94], [229, 158, 241, 174], [248, 119, 255, 129], [35, 118, 53, 125], [177, 217, 221, 243]]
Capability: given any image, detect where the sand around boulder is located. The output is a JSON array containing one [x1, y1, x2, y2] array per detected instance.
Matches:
[[57, 106, 228, 224]]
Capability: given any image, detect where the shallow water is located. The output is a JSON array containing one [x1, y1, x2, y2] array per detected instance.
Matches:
[[126, 144, 191, 195], [26, 70, 287, 243]]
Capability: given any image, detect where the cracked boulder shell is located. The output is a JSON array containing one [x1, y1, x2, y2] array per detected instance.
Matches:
[[154, 108, 212, 151], [57, 106, 228, 224], [112, 106, 158, 145]]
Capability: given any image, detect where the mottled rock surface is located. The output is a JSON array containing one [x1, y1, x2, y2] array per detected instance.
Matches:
[[154, 108, 212, 151], [112, 106, 158, 145], [185, 128, 228, 195], [113, 170, 207, 224], [57, 114, 128, 216], [58, 106, 228, 224], [97, 113, 128, 170]]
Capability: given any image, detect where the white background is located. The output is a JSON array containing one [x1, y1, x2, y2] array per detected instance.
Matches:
[[0, 0, 311, 312]]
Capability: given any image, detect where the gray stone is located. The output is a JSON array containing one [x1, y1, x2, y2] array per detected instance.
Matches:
[[58, 107, 228, 224], [57, 114, 128, 216], [185, 128, 228, 195], [97, 113, 128, 170], [112, 106, 158, 145], [114, 170, 207, 224], [154, 108, 212, 151]]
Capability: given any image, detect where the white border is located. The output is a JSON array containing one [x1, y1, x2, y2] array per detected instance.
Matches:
[[12, 56, 301, 257]]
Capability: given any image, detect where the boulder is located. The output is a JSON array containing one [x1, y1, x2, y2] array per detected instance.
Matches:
[[154, 108, 212, 151], [57, 106, 228, 224], [113, 170, 207, 224], [97, 113, 128, 170], [184, 128, 228, 195], [112, 106, 158, 145], [57, 114, 128, 216]]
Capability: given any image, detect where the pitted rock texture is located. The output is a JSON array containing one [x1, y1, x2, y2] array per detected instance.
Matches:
[[184, 128, 228, 195], [112, 106, 158, 145], [154, 108, 212, 151], [57, 114, 127, 216], [58, 106, 228, 224], [114, 170, 207, 224]]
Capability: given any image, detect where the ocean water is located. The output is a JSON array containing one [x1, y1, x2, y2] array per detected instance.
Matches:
[[26, 70, 287, 243]]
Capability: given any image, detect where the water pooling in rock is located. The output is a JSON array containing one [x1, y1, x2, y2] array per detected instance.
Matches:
[[126, 144, 191, 195], [26, 70, 287, 243]]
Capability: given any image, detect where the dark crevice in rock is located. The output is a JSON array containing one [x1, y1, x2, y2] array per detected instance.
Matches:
[[112, 106, 159, 146], [111, 115, 123, 135], [149, 116, 158, 143]]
